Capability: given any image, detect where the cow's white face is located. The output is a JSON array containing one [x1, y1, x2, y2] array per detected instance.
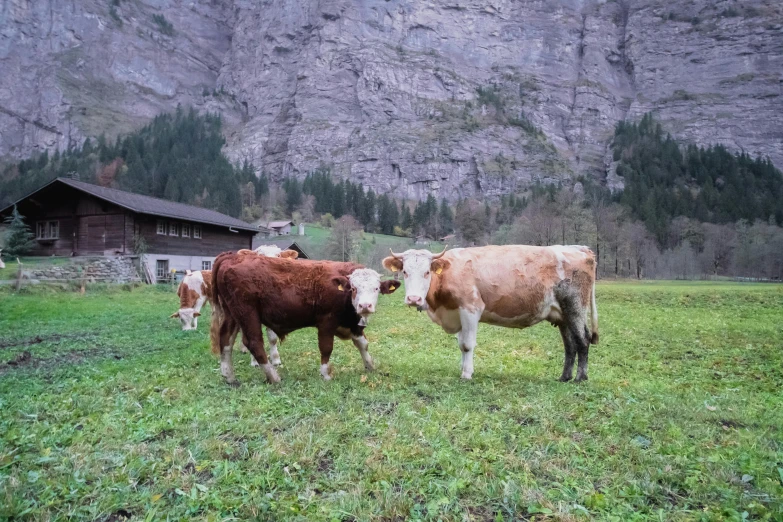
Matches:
[[382, 249, 449, 310], [171, 308, 201, 330], [348, 269, 382, 323], [343, 269, 400, 325], [254, 245, 283, 257], [254, 245, 299, 259]]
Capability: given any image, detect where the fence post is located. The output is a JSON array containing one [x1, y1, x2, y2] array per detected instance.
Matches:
[[15, 258, 23, 292]]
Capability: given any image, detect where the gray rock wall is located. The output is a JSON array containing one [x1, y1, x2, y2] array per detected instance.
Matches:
[[23, 257, 141, 283], [2, 0, 781, 201]]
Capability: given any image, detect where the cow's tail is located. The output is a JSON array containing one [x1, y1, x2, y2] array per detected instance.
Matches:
[[209, 253, 230, 356], [588, 278, 599, 345]]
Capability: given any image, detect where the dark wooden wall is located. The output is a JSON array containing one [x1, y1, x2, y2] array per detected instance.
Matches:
[[6, 183, 129, 256], [4, 182, 253, 257], [136, 215, 253, 256]]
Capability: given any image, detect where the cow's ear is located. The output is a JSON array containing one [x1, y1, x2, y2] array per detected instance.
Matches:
[[380, 280, 400, 294], [332, 275, 350, 292], [382, 256, 403, 273], [193, 312, 201, 317], [170, 312, 180, 318], [430, 258, 451, 275], [280, 249, 299, 259]]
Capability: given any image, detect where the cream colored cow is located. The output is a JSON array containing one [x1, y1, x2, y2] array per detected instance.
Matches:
[[383, 245, 598, 382]]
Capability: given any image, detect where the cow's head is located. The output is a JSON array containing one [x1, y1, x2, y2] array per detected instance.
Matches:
[[170, 308, 201, 330], [333, 268, 399, 325], [254, 245, 299, 259], [382, 246, 449, 310]]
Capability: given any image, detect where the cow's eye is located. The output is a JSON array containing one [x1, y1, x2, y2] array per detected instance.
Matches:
[[375, 287, 379, 292], [403, 271, 408, 277], [425, 271, 430, 277]]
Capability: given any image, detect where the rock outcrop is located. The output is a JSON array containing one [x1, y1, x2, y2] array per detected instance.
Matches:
[[2, 0, 781, 200]]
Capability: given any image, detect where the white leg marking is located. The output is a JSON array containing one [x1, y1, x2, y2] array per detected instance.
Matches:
[[268, 330, 282, 366], [457, 307, 482, 380], [352, 334, 374, 371], [261, 362, 281, 383], [320, 363, 333, 381]]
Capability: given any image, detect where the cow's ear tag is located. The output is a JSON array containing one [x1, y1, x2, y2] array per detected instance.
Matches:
[[390, 266, 398, 272], [338, 284, 344, 291], [435, 267, 443, 275]]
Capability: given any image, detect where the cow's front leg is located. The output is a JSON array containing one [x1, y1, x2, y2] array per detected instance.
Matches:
[[351, 333, 374, 371], [457, 308, 481, 380], [238, 316, 280, 384], [318, 330, 335, 381], [267, 329, 282, 367]]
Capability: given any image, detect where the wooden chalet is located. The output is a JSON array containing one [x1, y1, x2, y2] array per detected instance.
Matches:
[[0, 177, 257, 281]]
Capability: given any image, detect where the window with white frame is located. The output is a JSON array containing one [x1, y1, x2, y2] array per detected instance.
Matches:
[[36, 220, 59, 239], [168, 222, 179, 236], [181, 223, 190, 238], [193, 225, 202, 239], [202, 260, 212, 270], [157, 220, 166, 235]]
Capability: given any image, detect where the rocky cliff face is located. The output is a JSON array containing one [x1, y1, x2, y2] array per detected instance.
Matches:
[[2, 0, 781, 200]]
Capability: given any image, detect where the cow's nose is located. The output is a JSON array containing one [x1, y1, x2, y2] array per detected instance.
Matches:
[[360, 303, 374, 313], [406, 296, 422, 306]]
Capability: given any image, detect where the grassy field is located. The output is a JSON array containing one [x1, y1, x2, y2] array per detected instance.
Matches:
[[0, 282, 781, 521], [297, 224, 445, 261]]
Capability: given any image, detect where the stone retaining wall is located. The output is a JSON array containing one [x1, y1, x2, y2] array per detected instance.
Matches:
[[23, 257, 141, 283]]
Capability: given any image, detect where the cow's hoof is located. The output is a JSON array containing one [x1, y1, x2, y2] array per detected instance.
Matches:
[[250, 359, 260, 368], [460, 372, 473, 380], [271, 357, 282, 367], [575, 374, 588, 383], [226, 380, 241, 388], [364, 361, 375, 372], [559, 375, 573, 383], [320, 363, 333, 381]]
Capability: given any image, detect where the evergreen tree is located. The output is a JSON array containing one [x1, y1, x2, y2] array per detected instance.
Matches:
[[283, 177, 303, 214], [438, 198, 454, 237], [2, 206, 36, 256], [401, 203, 413, 232]]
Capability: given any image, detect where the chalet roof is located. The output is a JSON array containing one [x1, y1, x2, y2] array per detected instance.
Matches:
[[251, 219, 293, 230], [1, 178, 257, 232], [266, 220, 293, 229]]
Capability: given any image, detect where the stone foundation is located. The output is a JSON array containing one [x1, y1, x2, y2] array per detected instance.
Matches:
[[23, 256, 141, 283]]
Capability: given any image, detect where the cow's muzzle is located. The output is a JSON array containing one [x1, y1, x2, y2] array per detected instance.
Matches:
[[405, 295, 424, 307]]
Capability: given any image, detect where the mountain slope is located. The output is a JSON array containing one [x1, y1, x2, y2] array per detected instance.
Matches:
[[2, 0, 781, 201]]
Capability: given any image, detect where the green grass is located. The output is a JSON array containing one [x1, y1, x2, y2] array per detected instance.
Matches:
[[0, 256, 73, 280], [298, 224, 446, 261], [0, 282, 781, 521]]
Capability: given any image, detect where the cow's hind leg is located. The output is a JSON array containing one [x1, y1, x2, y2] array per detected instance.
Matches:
[[575, 325, 590, 382], [267, 329, 282, 367], [557, 324, 577, 382], [238, 314, 280, 383], [219, 316, 240, 386], [351, 333, 374, 371], [457, 307, 481, 380], [555, 280, 591, 382]]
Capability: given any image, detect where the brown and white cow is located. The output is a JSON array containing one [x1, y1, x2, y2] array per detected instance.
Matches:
[[210, 252, 399, 385], [382, 245, 599, 382], [171, 247, 298, 365]]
